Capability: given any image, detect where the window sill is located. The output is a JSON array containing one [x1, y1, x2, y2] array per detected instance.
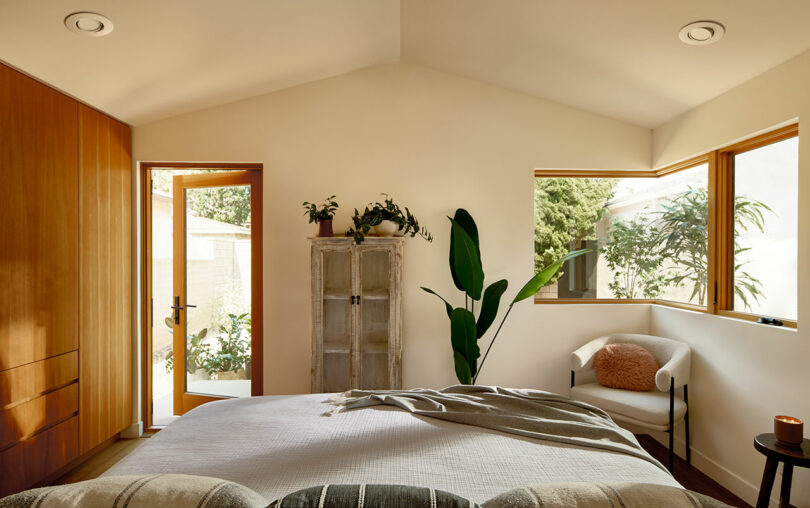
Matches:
[[533, 297, 797, 329]]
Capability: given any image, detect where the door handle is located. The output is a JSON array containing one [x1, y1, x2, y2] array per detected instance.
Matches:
[[172, 296, 197, 324]]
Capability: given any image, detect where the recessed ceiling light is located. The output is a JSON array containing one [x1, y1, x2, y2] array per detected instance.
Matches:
[[64, 12, 114, 37], [678, 21, 724, 46]]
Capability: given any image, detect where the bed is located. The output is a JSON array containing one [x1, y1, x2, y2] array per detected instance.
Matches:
[[104, 392, 681, 502]]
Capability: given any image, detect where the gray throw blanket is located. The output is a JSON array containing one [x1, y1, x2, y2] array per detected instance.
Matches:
[[327, 385, 667, 472]]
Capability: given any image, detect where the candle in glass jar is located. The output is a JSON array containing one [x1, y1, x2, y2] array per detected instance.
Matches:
[[774, 415, 804, 446]]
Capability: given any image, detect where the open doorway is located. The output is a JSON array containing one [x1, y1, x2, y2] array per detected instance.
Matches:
[[141, 163, 263, 429]]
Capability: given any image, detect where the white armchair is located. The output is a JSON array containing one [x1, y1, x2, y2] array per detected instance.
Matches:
[[570, 333, 691, 471]]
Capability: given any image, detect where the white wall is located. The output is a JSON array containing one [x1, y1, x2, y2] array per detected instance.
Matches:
[[134, 53, 810, 506], [652, 49, 810, 506], [134, 47, 810, 506], [133, 62, 651, 397]]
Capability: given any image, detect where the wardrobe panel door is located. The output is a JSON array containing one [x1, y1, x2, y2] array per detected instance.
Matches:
[[0, 64, 79, 371], [78, 105, 132, 454]]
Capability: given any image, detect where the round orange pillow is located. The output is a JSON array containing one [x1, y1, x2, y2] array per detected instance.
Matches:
[[593, 343, 659, 391]]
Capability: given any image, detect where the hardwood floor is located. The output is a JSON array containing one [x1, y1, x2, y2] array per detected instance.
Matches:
[[55, 437, 148, 485], [51, 432, 750, 507], [636, 434, 752, 508]]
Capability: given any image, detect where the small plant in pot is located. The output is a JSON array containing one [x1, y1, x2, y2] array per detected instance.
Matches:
[[351, 194, 433, 244], [303, 195, 339, 237]]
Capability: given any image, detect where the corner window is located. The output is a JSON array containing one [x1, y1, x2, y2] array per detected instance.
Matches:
[[535, 124, 798, 328], [535, 164, 708, 306]]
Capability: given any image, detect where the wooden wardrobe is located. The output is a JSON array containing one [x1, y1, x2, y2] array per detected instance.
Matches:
[[0, 63, 132, 496]]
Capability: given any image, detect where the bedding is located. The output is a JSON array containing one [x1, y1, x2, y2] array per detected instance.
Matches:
[[104, 392, 680, 502], [327, 385, 664, 470]]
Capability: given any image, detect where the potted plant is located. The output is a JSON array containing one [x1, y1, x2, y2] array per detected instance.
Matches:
[[163, 313, 252, 381], [302, 195, 339, 237], [421, 209, 588, 384], [351, 194, 433, 244], [204, 312, 251, 380], [163, 320, 209, 376]]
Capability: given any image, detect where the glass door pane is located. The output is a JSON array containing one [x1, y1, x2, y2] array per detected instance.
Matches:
[[182, 184, 253, 399], [322, 250, 352, 392], [359, 249, 390, 389], [732, 136, 798, 320], [150, 170, 177, 425]]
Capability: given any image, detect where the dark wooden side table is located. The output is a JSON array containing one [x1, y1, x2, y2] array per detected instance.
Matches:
[[754, 433, 810, 508]]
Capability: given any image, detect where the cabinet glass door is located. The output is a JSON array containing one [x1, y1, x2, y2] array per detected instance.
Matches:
[[359, 249, 390, 389], [321, 249, 352, 392]]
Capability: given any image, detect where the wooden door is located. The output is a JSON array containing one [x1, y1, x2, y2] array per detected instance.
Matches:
[[78, 104, 132, 453], [172, 171, 262, 415], [0, 65, 79, 371], [0, 64, 80, 496]]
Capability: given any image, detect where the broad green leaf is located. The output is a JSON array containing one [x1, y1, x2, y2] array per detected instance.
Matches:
[[449, 209, 480, 292], [420, 286, 453, 318], [450, 307, 479, 377], [450, 219, 484, 300], [453, 351, 472, 385], [512, 249, 590, 304], [476, 279, 508, 338]]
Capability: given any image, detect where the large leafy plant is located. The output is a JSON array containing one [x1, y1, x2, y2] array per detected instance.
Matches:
[[164, 323, 209, 374], [164, 313, 251, 375], [422, 209, 587, 384]]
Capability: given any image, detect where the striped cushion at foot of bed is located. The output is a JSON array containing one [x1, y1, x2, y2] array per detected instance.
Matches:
[[0, 474, 266, 508], [268, 484, 480, 508]]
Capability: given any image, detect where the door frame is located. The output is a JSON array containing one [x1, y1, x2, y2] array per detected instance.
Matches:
[[139, 162, 263, 431]]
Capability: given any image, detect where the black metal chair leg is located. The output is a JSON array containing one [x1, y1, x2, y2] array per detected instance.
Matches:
[[668, 378, 675, 472], [683, 384, 691, 464]]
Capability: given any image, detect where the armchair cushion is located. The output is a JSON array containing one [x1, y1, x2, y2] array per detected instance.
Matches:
[[571, 334, 691, 391], [571, 383, 686, 428], [594, 343, 659, 392]]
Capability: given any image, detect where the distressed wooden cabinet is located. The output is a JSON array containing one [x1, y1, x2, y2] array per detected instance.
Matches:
[[310, 237, 403, 392]]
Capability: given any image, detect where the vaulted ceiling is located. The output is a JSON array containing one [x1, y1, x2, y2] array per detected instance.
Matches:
[[1, 0, 809, 127]]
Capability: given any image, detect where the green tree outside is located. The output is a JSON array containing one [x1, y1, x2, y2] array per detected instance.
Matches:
[[534, 178, 616, 280], [654, 187, 771, 309], [535, 179, 772, 308], [151, 169, 251, 227], [602, 215, 670, 298]]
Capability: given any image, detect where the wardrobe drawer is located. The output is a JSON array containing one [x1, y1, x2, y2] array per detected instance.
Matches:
[[0, 415, 79, 497], [0, 383, 78, 450], [0, 351, 78, 410]]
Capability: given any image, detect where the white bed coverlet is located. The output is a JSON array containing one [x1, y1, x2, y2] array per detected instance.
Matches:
[[104, 394, 680, 501]]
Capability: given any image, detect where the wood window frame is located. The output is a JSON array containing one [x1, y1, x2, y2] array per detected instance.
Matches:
[[139, 162, 264, 432], [714, 124, 798, 328], [534, 123, 798, 329]]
